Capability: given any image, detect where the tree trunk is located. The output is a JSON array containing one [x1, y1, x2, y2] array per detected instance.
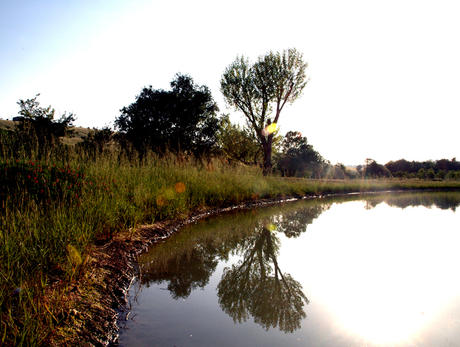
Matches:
[[262, 136, 273, 176]]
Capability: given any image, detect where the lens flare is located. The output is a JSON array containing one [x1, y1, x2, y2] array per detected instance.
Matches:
[[175, 182, 186, 194], [156, 187, 176, 207], [262, 122, 278, 136], [265, 223, 277, 231]]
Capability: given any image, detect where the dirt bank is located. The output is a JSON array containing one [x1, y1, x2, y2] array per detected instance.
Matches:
[[47, 195, 304, 346]]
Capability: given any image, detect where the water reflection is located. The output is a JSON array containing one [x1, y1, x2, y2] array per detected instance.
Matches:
[[356, 191, 460, 211], [218, 224, 308, 333], [134, 191, 460, 340], [142, 248, 218, 299], [139, 201, 329, 332]]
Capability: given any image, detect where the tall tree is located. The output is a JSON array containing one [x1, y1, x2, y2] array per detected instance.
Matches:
[[221, 48, 308, 175], [116, 74, 220, 158]]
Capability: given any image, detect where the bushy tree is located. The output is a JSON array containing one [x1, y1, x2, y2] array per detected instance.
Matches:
[[79, 127, 114, 156], [277, 131, 323, 177], [217, 115, 262, 165], [16, 94, 75, 141], [5, 94, 75, 158], [116, 74, 220, 158], [221, 49, 308, 175], [365, 159, 392, 178]]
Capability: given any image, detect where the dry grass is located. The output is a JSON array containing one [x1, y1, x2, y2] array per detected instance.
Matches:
[[0, 118, 91, 145]]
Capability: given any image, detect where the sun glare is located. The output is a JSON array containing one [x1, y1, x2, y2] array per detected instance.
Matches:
[[279, 201, 460, 345], [262, 122, 278, 136]]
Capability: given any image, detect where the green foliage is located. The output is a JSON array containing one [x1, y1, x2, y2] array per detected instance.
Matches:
[[426, 168, 435, 179], [0, 95, 75, 161], [15, 94, 75, 156], [115, 74, 220, 158], [364, 159, 392, 178], [446, 170, 460, 180], [217, 115, 262, 165], [385, 158, 460, 179], [221, 48, 308, 174], [78, 127, 114, 157], [277, 131, 323, 177]]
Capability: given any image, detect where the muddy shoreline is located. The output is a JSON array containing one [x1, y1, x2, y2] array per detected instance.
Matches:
[[48, 189, 450, 346]]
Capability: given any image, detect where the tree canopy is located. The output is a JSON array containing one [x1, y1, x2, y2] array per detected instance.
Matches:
[[2, 94, 76, 159], [115, 74, 220, 158], [217, 115, 262, 165], [221, 48, 308, 174], [16, 94, 75, 142], [384, 158, 460, 178], [277, 131, 323, 177]]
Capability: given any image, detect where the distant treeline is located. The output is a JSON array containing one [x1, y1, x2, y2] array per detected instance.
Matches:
[[348, 159, 460, 180], [384, 158, 460, 180]]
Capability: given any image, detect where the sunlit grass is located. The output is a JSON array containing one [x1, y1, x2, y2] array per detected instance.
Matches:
[[1, 150, 460, 345]]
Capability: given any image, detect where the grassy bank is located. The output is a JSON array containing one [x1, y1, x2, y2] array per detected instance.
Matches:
[[1, 152, 460, 345]]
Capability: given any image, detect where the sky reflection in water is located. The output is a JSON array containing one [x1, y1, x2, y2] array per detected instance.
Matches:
[[119, 192, 460, 347]]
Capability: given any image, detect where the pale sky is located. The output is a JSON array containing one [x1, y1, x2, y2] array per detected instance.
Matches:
[[1, 0, 459, 165]]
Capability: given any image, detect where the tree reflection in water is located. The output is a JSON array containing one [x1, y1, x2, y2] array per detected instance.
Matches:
[[142, 248, 219, 299], [138, 200, 328, 333], [218, 223, 308, 333], [136, 192, 460, 334]]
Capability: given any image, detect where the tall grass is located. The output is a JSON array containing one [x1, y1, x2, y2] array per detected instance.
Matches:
[[1, 149, 460, 345]]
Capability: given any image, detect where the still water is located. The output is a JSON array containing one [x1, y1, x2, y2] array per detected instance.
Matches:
[[118, 192, 460, 346]]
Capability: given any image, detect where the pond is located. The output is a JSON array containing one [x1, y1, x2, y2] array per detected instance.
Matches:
[[117, 192, 460, 346]]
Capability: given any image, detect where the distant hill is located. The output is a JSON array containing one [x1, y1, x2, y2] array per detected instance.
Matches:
[[0, 118, 92, 145], [0, 119, 15, 131]]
